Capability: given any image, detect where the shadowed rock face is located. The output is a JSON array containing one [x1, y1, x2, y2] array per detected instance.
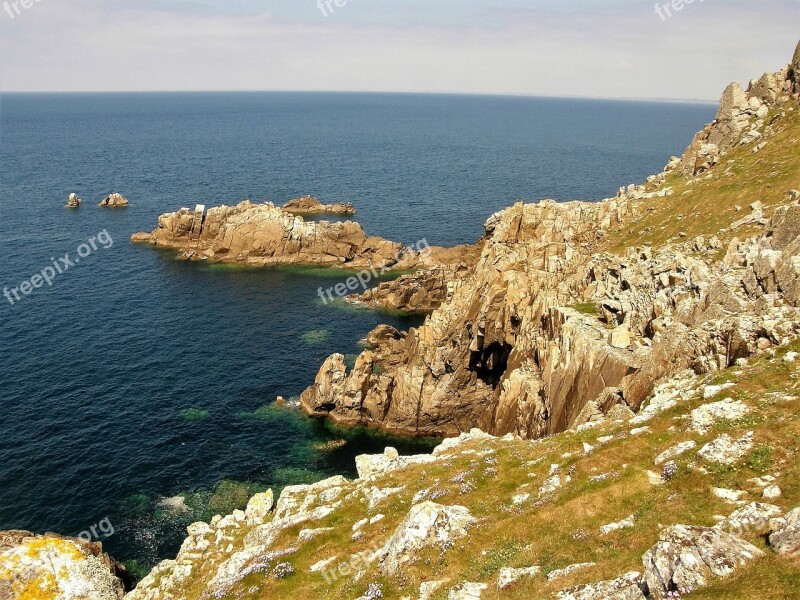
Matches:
[[132, 201, 421, 269]]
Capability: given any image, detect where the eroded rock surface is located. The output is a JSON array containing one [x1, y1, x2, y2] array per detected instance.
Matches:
[[0, 532, 127, 600]]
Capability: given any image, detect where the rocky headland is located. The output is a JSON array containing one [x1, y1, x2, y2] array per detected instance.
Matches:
[[131, 200, 440, 270], [301, 44, 800, 441], [5, 39, 800, 600]]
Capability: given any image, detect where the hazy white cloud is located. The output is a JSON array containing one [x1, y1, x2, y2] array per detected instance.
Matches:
[[0, 0, 798, 100]]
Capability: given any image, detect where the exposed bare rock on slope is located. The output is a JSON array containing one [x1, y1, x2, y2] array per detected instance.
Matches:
[[642, 525, 764, 599]]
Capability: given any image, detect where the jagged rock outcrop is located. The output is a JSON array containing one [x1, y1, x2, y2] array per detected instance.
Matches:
[[302, 196, 800, 438], [0, 531, 127, 599], [677, 50, 797, 176], [99, 193, 129, 207], [132, 201, 425, 269], [281, 195, 356, 216], [66, 193, 81, 208], [301, 48, 800, 440], [349, 244, 484, 313]]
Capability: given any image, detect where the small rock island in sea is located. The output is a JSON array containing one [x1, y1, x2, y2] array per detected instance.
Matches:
[[99, 193, 130, 207]]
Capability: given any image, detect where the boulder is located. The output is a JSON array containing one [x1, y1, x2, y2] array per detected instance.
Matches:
[[496, 565, 540, 589], [654, 441, 697, 466], [244, 490, 274, 526], [556, 571, 645, 600], [690, 399, 750, 434], [379, 502, 475, 576], [448, 582, 488, 599], [642, 524, 764, 599], [770, 507, 800, 555], [66, 192, 82, 208], [715, 502, 783, 536], [697, 431, 754, 465]]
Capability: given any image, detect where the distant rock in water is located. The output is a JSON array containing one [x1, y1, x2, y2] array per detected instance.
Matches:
[[99, 193, 129, 207], [0, 530, 129, 598], [66, 193, 81, 208], [131, 201, 431, 270], [281, 195, 356, 216]]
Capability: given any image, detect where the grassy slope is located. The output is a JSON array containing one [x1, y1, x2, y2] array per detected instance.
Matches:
[[606, 108, 800, 252], [189, 338, 800, 599]]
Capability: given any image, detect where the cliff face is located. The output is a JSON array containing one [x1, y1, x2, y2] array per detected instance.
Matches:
[[132, 201, 423, 270], [301, 47, 800, 440]]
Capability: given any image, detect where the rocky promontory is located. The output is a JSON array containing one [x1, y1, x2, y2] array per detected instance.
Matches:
[[132, 201, 427, 269], [301, 42, 800, 440], [281, 195, 356, 216]]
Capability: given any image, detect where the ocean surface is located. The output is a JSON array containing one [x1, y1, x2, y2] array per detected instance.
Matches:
[[0, 92, 715, 576]]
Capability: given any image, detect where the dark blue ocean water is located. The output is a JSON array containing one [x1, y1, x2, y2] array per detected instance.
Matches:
[[0, 92, 714, 575]]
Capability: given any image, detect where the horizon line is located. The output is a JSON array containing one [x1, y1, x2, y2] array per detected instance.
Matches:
[[0, 88, 719, 106]]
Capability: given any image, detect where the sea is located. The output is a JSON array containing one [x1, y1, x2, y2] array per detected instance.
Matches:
[[0, 91, 715, 576]]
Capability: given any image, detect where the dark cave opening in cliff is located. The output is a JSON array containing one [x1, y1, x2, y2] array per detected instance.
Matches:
[[469, 341, 513, 388]]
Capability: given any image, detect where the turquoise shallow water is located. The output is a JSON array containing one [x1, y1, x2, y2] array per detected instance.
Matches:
[[0, 91, 714, 574]]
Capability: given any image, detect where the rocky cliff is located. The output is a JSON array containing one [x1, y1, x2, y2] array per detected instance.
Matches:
[[301, 43, 800, 441]]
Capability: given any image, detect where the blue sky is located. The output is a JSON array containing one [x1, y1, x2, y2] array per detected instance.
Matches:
[[0, 0, 798, 99]]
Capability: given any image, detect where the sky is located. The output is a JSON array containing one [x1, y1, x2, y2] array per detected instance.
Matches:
[[0, 0, 798, 100]]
